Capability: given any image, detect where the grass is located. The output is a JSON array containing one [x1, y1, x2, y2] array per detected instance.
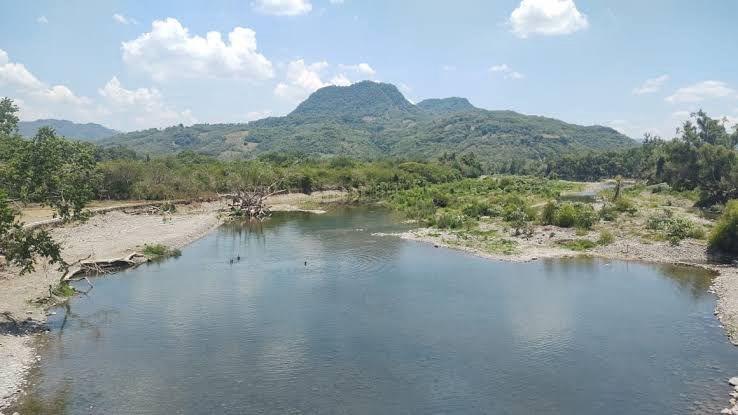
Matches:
[[558, 239, 598, 251], [142, 243, 182, 260]]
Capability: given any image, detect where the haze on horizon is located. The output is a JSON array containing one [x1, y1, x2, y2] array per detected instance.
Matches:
[[1, 0, 737, 138]]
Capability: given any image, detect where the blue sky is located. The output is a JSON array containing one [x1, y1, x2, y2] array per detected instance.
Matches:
[[1, 0, 737, 137]]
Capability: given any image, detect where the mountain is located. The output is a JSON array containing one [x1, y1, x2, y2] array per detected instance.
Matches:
[[416, 97, 476, 115], [101, 81, 636, 163], [18, 119, 119, 141], [289, 81, 419, 121]]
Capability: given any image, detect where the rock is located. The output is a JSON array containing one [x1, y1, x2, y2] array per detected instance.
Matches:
[[730, 391, 738, 398], [722, 408, 732, 414], [730, 377, 738, 386]]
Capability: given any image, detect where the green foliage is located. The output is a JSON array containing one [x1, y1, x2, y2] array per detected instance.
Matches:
[[0, 97, 19, 135], [597, 230, 615, 245], [51, 282, 76, 297], [544, 202, 597, 229], [709, 200, 738, 255], [142, 244, 182, 260], [548, 111, 738, 207], [647, 210, 703, 245], [99, 82, 634, 164], [17, 119, 118, 141], [433, 210, 465, 229]]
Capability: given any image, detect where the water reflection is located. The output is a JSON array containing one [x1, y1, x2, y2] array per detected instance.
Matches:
[[9, 207, 736, 415]]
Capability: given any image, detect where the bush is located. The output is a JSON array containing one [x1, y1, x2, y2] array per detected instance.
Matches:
[[434, 211, 465, 229], [598, 230, 615, 245], [540, 201, 557, 225], [709, 200, 738, 255], [614, 197, 637, 214], [552, 202, 596, 229], [142, 243, 182, 260], [647, 210, 703, 245]]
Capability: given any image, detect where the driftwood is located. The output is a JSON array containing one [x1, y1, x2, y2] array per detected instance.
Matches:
[[220, 179, 285, 220], [62, 252, 146, 281]]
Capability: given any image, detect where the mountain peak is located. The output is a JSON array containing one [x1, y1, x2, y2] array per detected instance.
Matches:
[[288, 81, 417, 120], [416, 97, 476, 115]]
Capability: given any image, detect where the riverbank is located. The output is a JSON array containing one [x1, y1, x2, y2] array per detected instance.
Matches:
[[0, 191, 345, 410], [392, 226, 738, 345]]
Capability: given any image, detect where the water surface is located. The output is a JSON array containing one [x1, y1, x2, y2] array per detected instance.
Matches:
[[13, 208, 738, 414]]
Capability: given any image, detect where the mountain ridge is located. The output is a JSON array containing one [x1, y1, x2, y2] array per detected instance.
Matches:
[[99, 81, 636, 163], [18, 119, 119, 141]]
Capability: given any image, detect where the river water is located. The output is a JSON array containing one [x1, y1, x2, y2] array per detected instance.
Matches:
[[11, 208, 738, 414]]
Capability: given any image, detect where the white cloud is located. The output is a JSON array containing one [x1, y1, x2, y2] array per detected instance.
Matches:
[[98, 76, 196, 129], [339, 63, 376, 77], [490, 64, 524, 80], [274, 59, 329, 101], [632, 74, 669, 95], [665, 80, 736, 103], [442, 64, 457, 72], [0, 59, 45, 91], [36, 16, 48, 24], [245, 110, 272, 121], [329, 73, 352, 86], [329, 0, 344, 4], [0, 48, 195, 130], [113, 13, 137, 25], [274, 59, 377, 102], [509, 0, 589, 38], [122, 18, 274, 82], [252, 0, 312, 16]]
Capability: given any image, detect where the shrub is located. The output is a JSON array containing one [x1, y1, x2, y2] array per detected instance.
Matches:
[[434, 211, 465, 229], [614, 197, 637, 214], [647, 210, 703, 245], [462, 200, 492, 219], [598, 230, 615, 245], [552, 202, 596, 229], [540, 201, 557, 225], [709, 200, 738, 255], [142, 243, 182, 260]]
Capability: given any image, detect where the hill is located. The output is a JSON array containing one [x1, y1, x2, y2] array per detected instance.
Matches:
[[101, 81, 636, 163], [18, 119, 118, 141], [416, 97, 476, 115]]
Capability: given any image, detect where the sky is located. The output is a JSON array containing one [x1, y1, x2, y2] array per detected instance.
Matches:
[[1, 0, 737, 138]]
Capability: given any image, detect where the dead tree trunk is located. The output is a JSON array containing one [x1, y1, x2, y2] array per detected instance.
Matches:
[[221, 179, 285, 220]]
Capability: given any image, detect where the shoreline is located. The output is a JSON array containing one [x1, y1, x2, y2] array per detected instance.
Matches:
[[1, 198, 737, 411], [390, 226, 738, 346], [0, 192, 344, 410]]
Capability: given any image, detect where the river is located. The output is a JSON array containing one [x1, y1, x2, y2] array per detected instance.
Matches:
[[10, 207, 737, 414]]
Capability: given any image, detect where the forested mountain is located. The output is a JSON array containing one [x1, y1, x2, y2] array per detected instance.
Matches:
[[416, 97, 476, 115], [101, 81, 636, 163], [18, 119, 118, 141]]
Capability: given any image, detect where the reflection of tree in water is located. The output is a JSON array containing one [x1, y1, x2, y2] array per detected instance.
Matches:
[[656, 264, 715, 299]]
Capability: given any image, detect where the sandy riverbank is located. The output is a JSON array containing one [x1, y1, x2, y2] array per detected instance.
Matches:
[[0, 191, 346, 410]]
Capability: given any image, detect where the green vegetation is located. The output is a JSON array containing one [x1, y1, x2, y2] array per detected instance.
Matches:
[[709, 200, 738, 255], [647, 210, 704, 245], [51, 282, 76, 297], [541, 201, 597, 229], [142, 244, 182, 260], [558, 239, 598, 251], [17, 119, 118, 142], [548, 111, 738, 207], [99, 82, 635, 164], [597, 230, 615, 246]]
